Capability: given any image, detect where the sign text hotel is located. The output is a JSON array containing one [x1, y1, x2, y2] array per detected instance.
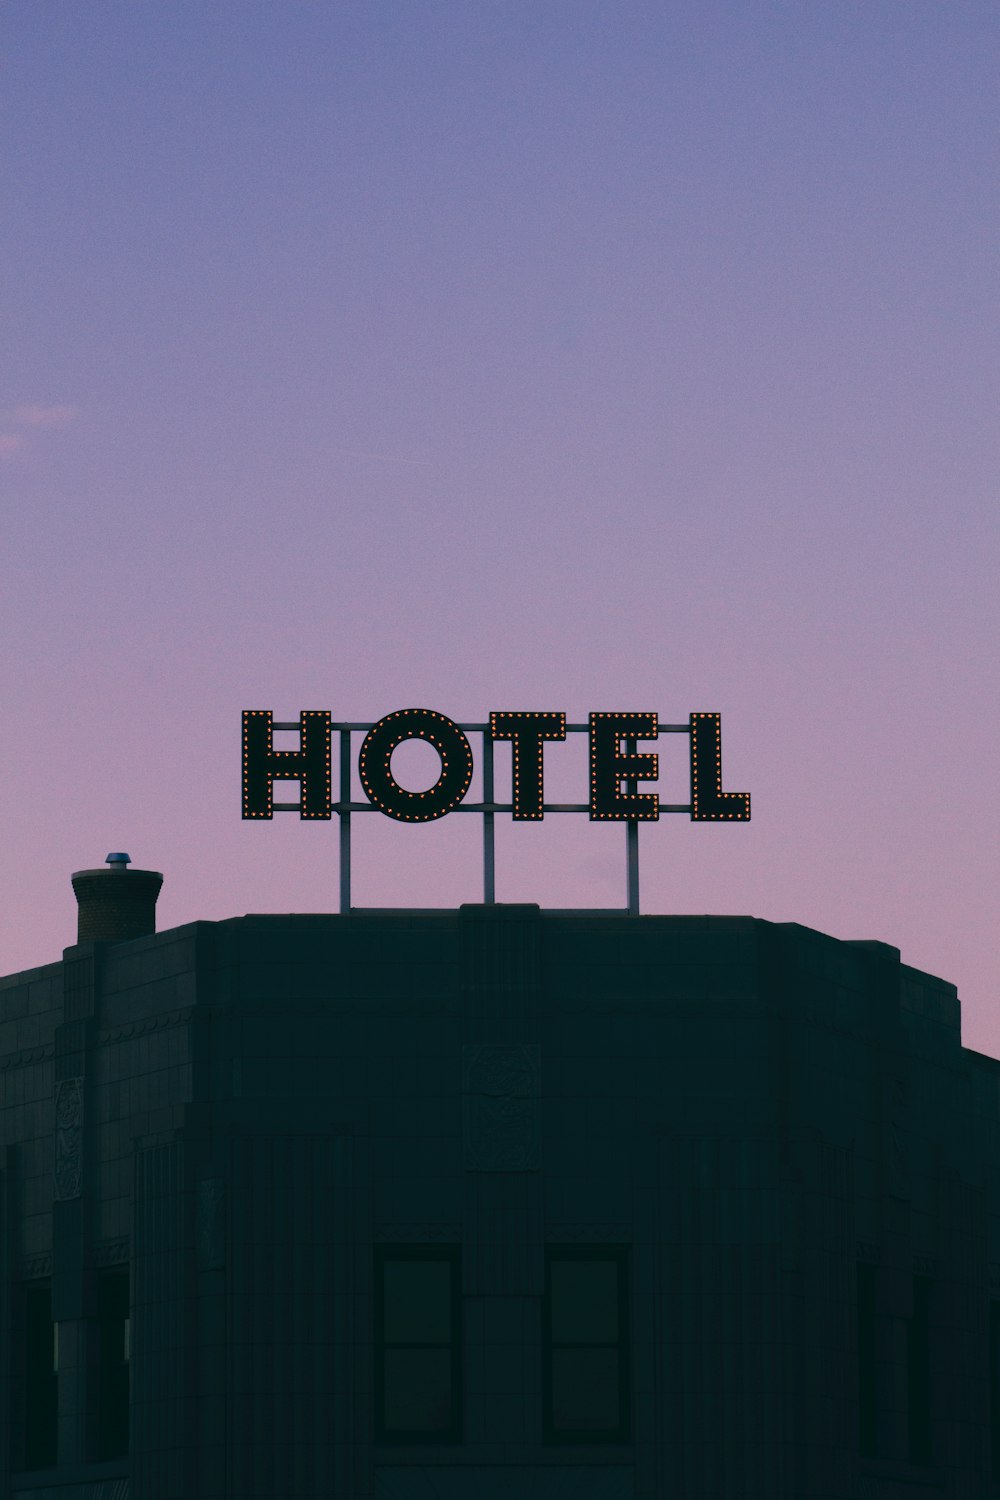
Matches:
[[242, 709, 749, 823]]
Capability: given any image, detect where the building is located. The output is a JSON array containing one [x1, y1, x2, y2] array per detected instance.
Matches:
[[1, 858, 999, 1499]]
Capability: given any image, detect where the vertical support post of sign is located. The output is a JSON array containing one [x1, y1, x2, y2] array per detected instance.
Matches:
[[482, 727, 496, 904], [339, 727, 351, 914], [625, 735, 639, 916], [626, 822, 639, 916]]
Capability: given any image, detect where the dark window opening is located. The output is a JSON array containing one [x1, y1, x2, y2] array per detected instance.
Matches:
[[990, 1299, 1000, 1480], [24, 1282, 58, 1470], [857, 1261, 877, 1458], [907, 1274, 932, 1465], [543, 1245, 630, 1444], [96, 1269, 130, 1459], [374, 1245, 462, 1443]]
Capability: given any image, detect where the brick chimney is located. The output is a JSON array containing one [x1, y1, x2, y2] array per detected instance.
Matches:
[[71, 853, 163, 943]]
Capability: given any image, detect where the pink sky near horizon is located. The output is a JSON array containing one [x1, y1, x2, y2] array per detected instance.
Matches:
[[2, 4, 998, 1051]]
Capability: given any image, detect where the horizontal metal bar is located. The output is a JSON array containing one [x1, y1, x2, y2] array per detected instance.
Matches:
[[271, 720, 692, 734], [273, 721, 372, 732], [563, 723, 690, 734], [346, 906, 634, 916], [272, 801, 693, 814]]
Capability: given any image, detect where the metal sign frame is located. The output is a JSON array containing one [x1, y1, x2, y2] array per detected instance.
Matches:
[[247, 714, 748, 917]]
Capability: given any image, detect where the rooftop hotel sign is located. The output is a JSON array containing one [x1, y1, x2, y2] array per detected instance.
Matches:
[[242, 709, 749, 914]]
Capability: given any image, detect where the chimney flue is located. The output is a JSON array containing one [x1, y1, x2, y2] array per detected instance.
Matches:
[[71, 854, 163, 943]]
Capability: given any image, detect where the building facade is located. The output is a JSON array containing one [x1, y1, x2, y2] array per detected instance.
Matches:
[[1, 869, 999, 1498]]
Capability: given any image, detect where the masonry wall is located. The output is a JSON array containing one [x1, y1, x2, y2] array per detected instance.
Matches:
[[0, 909, 997, 1500]]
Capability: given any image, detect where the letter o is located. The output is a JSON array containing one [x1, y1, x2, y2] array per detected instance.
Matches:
[[358, 709, 474, 822]]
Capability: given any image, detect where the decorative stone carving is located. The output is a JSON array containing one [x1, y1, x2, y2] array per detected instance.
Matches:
[[95, 1238, 129, 1267], [373, 1223, 460, 1242], [54, 1076, 83, 1200], [98, 1005, 193, 1045], [19, 1252, 53, 1281], [1, 1043, 55, 1071], [196, 1178, 225, 1270], [462, 1043, 539, 1097], [462, 1043, 540, 1171]]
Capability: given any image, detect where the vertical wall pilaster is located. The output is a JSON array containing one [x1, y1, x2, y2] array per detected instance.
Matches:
[[656, 1130, 795, 1500], [226, 1131, 357, 1499], [0, 1152, 13, 1500], [794, 1134, 856, 1498], [459, 907, 544, 1449], [51, 946, 99, 1469], [132, 1135, 194, 1499], [865, 945, 914, 1469], [936, 1169, 988, 1497]]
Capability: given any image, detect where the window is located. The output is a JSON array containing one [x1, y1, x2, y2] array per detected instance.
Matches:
[[543, 1245, 630, 1443], [374, 1245, 462, 1443], [857, 1261, 877, 1458], [991, 1299, 1000, 1480], [96, 1269, 130, 1459], [24, 1282, 57, 1470], [907, 1274, 932, 1465]]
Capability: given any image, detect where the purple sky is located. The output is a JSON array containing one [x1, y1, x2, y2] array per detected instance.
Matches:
[[3, 5, 998, 1050]]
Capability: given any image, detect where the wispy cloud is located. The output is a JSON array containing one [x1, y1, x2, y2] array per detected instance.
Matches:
[[0, 403, 78, 458], [14, 403, 77, 428]]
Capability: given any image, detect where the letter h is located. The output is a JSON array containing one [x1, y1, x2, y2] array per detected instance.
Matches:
[[242, 710, 332, 819]]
